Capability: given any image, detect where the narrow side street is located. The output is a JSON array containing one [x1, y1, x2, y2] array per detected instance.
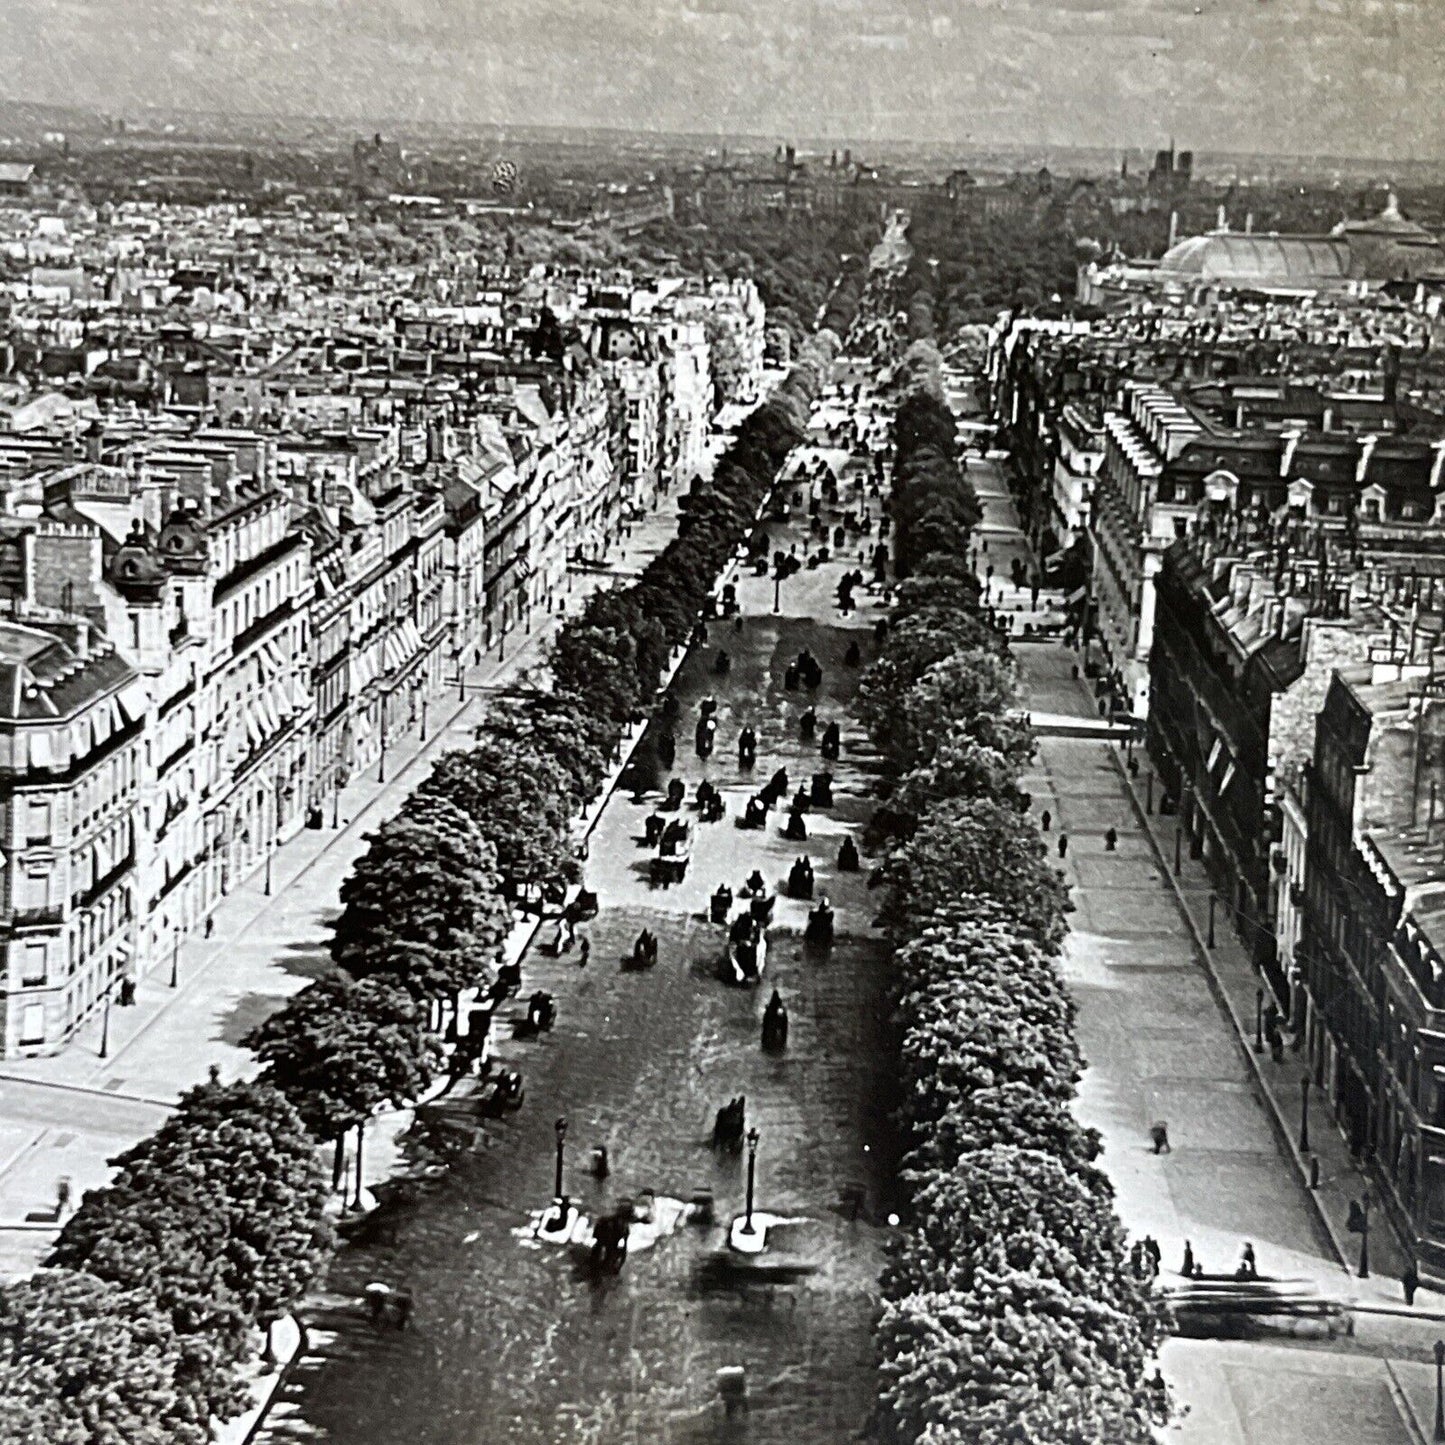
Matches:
[[257, 468, 900, 1443], [969, 455, 1436, 1443]]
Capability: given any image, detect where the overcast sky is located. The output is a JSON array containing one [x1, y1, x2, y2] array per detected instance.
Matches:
[[3, 0, 1441, 158]]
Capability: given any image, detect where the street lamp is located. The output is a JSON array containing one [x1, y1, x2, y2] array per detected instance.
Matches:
[[169, 937, 179, 989], [743, 1126, 760, 1234], [554, 1117, 567, 1200], [420, 696, 429, 742], [1433, 1338, 1444, 1442], [264, 849, 273, 897], [1300, 1074, 1311, 1153], [1358, 1192, 1371, 1279], [1173, 825, 1182, 877], [773, 569, 782, 615], [1254, 988, 1264, 1053], [99, 990, 111, 1059], [1207, 892, 1217, 948]]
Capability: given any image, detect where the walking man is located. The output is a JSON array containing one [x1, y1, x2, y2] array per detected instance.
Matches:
[[1150, 1121, 1171, 1154], [1057, 833, 1069, 859], [578, 937, 590, 968], [1104, 826, 1118, 852], [1403, 1257, 1420, 1306], [1040, 809, 1052, 833]]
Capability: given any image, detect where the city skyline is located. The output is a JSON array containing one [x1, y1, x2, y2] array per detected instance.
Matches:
[[3, 0, 1444, 162]]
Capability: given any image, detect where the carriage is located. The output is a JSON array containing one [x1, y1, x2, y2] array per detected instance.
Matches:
[[651, 818, 693, 886], [726, 912, 767, 985]]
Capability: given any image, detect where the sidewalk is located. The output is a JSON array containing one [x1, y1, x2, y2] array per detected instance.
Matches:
[[0, 487, 688, 1272], [1112, 738, 1422, 1307]]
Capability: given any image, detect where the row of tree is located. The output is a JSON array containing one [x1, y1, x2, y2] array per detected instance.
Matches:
[[866, 355, 1170, 1442], [0, 306, 857, 1441]]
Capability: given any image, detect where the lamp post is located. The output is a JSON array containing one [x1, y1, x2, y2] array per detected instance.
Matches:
[[743, 1126, 760, 1234], [1300, 1074, 1311, 1153], [169, 937, 179, 989], [1358, 1191, 1371, 1279], [420, 696, 429, 742], [1207, 892, 1217, 948], [99, 991, 111, 1060], [773, 570, 781, 615], [1254, 988, 1264, 1052], [1174, 825, 1182, 877], [1432, 1338, 1444, 1442], [1145, 771, 1154, 814], [554, 1117, 567, 1200], [378, 720, 388, 785], [264, 849, 273, 897]]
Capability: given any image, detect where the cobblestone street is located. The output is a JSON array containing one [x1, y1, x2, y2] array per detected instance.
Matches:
[[267, 486, 901, 1444]]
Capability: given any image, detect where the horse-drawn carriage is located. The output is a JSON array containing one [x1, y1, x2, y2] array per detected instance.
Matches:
[[565, 889, 599, 924], [710, 884, 734, 925], [787, 856, 815, 900], [477, 1066, 525, 1118], [651, 818, 692, 886], [695, 779, 725, 823], [727, 911, 767, 985], [804, 898, 834, 946], [590, 1205, 630, 1274]]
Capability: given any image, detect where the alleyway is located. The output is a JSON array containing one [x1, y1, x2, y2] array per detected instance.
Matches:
[[261, 478, 900, 1443]]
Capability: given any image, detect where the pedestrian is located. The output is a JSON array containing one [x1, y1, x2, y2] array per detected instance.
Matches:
[[579, 936, 590, 968], [1057, 833, 1069, 859], [204, 916, 214, 939], [1031, 582, 1041, 609], [1237, 1242, 1258, 1280], [1182, 1239, 1195, 1277], [55, 1176, 71, 1217], [1144, 1235, 1161, 1271], [1104, 826, 1118, 852], [1403, 1257, 1420, 1306], [393, 1291, 413, 1330], [1040, 809, 1052, 832], [1149, 1121, 1171, 1154]]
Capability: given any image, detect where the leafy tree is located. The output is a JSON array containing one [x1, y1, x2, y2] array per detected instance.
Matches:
[[489, 694, 611, 810], [550, 622, 641, 726], [863, 645, 1025, 778], [891, 736, 1027, 825], [417, 739, 577, 903], [331, 793, 510, 989], [245, 973, 442, 1187], [886, 796, 1071, 948], [886, 1150, 1168, 1351], [877, 1274, 1161, 1445], [0, 1269, 203, 1445], [49, 1075, 328, 1421]]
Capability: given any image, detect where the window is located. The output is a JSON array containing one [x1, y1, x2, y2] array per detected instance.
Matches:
[[26, 799, 50, 845], [20, 1004, 44, 1046], [20, 942, 45, 987]]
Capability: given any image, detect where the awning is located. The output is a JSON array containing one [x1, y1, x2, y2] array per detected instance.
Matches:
[[244, 704, 264, 749]]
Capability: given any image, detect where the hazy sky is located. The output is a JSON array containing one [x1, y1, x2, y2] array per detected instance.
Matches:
[[4, 0, 1442, 158]]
